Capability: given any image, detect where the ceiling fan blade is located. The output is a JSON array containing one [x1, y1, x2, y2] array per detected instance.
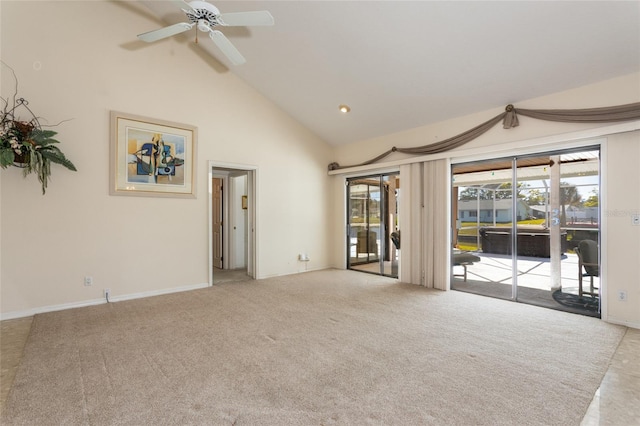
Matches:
[[209, 30, 246, 65], [218, 11, 275, 26], [137, 22, 194, 42]]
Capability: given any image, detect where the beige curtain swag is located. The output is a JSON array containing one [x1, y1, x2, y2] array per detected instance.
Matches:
[[328, 102, 640, 171]]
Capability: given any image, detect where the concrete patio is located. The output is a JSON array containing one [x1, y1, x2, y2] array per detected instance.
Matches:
[[453, 251, 600, 317]]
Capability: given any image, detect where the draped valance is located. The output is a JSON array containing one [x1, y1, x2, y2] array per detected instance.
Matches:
[[328, 102, 640, 171]]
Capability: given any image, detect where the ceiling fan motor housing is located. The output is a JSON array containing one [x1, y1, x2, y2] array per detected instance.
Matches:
[[185, 1, 221, 27]]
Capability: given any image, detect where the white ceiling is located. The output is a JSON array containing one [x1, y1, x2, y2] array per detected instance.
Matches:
[[138, 1, 640, 146]]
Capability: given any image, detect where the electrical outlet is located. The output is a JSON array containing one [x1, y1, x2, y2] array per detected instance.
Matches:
[[618, 290, 627, 301], [84, 276, 93, 286], [299, 253, 309, 262]]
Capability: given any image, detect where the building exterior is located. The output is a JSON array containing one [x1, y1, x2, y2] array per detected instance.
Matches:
[[458, 199, 531, 223]]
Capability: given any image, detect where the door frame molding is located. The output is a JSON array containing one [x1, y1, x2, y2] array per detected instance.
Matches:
[[208, 161, 258, 285]]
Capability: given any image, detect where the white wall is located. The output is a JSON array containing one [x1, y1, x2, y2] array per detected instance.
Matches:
[[0, 1, 333, 317], [331, 74, 640, 328], [603, 131, 640, 326], [333, 73, 640, 170]]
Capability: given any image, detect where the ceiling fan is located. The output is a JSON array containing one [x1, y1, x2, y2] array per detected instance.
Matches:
[[138, 0, 274, 65]]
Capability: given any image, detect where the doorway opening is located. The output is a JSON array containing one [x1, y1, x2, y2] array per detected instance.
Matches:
[[209, 162, 257, 285], [346, 172, 400, 278], [451, 147, 600, 317]]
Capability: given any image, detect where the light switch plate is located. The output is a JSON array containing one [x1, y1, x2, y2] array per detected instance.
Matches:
[[632, 214, 640, 226]]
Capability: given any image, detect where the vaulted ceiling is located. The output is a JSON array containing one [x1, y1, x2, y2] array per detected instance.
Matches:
[[138, 1, 640, 146]]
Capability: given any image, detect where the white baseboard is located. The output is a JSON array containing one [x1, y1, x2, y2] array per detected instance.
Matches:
[[259, 265, 330, 280], [0, 282, 210, 321], [604, 316, 640, 330]]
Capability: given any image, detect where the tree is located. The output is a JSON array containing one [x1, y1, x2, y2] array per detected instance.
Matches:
[[583, 189, 599, 207], [494, 182, 529, 200], [523, 189, 546, 206], [559, 183, 582, 226], [458, 187, 492, 201]]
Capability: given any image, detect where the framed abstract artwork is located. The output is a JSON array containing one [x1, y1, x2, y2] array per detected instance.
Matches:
[[110, 111, 197, 198]]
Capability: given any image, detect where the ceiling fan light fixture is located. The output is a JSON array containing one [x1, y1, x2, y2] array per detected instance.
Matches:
[[197, 20, 211, 32], [339, 104, 351, 113]]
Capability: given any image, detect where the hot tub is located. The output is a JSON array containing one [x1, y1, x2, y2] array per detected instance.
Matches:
[[479, 226, 567, 257]]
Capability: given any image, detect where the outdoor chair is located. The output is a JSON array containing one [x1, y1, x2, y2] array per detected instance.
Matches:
[[390, 231, 400, 249], [575, 239, 599, 297], [453, 252, 481, 282]]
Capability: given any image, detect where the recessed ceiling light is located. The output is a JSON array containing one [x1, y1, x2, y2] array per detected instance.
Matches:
[[338, 104, 351, 113]]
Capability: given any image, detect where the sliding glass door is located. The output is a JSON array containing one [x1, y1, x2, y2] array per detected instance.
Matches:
[[452, 159, 516, 298], [451, 148, 600, 317], [347, 173, 399, 278], [514, 155, 558, 304]]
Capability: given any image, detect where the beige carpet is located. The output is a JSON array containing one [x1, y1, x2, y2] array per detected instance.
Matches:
[[1, 269, 625, 425]]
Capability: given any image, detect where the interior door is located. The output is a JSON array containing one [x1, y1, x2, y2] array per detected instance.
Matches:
[[212, 177, 223, 269]]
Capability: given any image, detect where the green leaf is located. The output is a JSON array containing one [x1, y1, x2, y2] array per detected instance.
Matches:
[[0, 148, 15, 167], [36, 138, 60, 146], [29, 130, 60, 147], [40, 148, 77, 171], [31, 129, 57, 139]]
